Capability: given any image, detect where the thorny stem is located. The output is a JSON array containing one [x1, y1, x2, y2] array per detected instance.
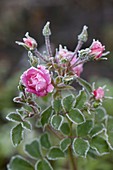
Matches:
[[45, 36, 53, 58], [33, 48, 48, 62]]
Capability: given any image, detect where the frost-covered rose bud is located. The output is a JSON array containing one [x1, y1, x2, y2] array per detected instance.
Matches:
[[93, 87, 104, 100], [55, 46, 83, 76], [90, 40, 105, 59], [16, 32, 37, 50], [20, 66, 54, 97]]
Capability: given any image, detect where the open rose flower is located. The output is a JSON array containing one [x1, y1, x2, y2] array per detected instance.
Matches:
[[16, 32, 37, 50], [55, 46, 83, 76], [93, 87, 104, 100], [90, 40, 105, 59], [20, 65, 54, 97]]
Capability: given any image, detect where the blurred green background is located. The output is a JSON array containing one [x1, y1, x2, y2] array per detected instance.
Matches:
[[0, 0, 113, 169]]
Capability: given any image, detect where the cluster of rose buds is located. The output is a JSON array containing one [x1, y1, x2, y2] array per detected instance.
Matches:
[[16, 22, 109, 100]]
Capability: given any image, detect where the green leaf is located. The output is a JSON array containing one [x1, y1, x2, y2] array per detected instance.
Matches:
[[53, 99, 62, 113], [67, 108, 85, 124], [7, 155, 34, 170], [6, 112, 22, 122], [107, 131, 113, 150], [72, 138, 89, 157], [22, 121, 32, 131], [90, 136, 109, 155], [50, 114, 63, 130], [76, 77, 92, 95], [11, 123, 23, 146], [41, 106, 53, 126], [25, 140, 42, 159], [75, 89, 87, 109], [60, 122, 70, 135], [47, 147, 65, 160], [35, 159, 53, 170], [77, 120, 93, 137], [62, 95, 75, 112], [106, 117, 113, 149], [60, 138, 71, 151], [106, 116, 113, 132], [95, 107, 107, 122], [40, 133, 51, 149], [89, 124, 105, 137]]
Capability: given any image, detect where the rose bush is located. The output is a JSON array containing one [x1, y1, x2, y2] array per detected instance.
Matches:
[[6, 22, 113, 170]]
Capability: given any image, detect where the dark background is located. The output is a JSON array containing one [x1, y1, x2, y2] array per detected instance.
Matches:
[[0, 0, 113, 170]]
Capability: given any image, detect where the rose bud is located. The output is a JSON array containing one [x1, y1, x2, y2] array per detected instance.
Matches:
[[90, 40, 105, 59], [93, 87, 104, 100]]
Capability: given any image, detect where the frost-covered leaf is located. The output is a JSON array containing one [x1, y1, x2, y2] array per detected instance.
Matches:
[[60, 138, 71, 151], [72, 138, 89, 157], [6, 112, 22, 122], [53, 99, 62, 113], [47, 147, 65, 160], [50, 114, 63, 130], [89, 124, 105, 137], [22, 121, 32, 131], [7, 155, 34, 170], [95, 107, 107, 122], [11, 123, 23, 146], [35, 159, 53, 170], [25, 140, 42, 159], [40, 133, 51, 149], [60, 122, 70, 135], [76, 77, 92, 95], [77, 120, 93, 137], [106, 117, 113, 149], [75, 89, 87, 109], [90, 136, 109, 155], [67, 108, 85, 124], [62, 95, 75, 112], [41, 106, 53, 126]]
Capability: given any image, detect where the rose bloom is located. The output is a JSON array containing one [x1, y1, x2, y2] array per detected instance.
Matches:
[[55, 47, 83, 76], [90, 40, 105, 59], [21, 65, 54, 97], [93, 87, 104, 100], [16, 32, 37, 50]]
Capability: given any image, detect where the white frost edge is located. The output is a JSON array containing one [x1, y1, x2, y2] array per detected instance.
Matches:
[[72, 138, 90, 158], [35, 158, 53, 170]]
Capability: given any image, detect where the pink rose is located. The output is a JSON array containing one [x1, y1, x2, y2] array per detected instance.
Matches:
[[16, 32, 37, 50], [21, 66, 54, 97], [55, 47, 83, 76], [90, 40, 105, 59], [93, 87, 104, 100]]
